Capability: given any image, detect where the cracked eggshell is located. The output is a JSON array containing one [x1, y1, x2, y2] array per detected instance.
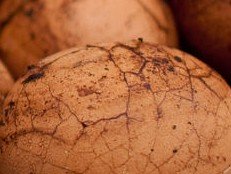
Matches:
[[0, 40, 230, 174], [0, 60, 13, 113], [169, 0, 231, 83], [0, 0, 178, 79]]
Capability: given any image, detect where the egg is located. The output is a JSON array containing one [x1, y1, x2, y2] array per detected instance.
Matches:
[[0, 40, 230, 174], [169, 0, 231, 83], [0, 0, 178, 79], [0, 60, 13, 113]]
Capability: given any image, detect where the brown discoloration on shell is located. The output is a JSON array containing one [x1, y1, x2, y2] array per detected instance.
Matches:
[[22, 72, 44, 84], [0, 41, 230, 174], [77, 87, 101, 97], [0, 0, 178, 79], [170, 0, 231, 82]]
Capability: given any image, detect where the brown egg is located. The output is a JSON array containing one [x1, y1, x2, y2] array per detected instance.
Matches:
[[0, 40, 230, 174], [169, 0, 231, 83], [0, 0, 178, 79], [0, 60, 13, 113]]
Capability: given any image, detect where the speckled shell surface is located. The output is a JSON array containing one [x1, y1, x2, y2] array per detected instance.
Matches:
[[0, 41, 230, 174]]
